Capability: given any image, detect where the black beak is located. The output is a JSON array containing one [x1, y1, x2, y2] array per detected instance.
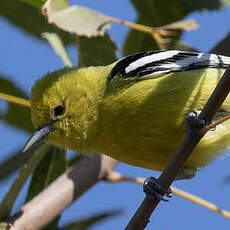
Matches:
[[22, 120, 55, 152]]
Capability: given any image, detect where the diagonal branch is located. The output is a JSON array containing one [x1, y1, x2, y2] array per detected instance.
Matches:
[[9, 154, 118, 230], [125, 65, 230, 230]]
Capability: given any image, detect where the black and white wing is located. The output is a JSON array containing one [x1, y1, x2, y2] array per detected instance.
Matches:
[[109, 50, 230, 80]]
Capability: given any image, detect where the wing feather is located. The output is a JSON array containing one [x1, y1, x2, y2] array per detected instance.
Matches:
[[109, 50, 230, 80]]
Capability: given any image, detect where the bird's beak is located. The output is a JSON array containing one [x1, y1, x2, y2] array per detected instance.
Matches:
[[22, 120, 55, 152]]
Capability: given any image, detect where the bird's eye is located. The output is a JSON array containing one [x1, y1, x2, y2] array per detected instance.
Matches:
[[54, 104, 65, 116]]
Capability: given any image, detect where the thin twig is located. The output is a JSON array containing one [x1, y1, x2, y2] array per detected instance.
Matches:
[[125, 65, 230, 230], [105, 171, 230, 219], [106, 16, 171, 36], [171, 187, 230, 219], [106, 16, 198, 50], [201, 113, 230, 134], [0, 93, 30, 107], [106, 16, 170, 50]]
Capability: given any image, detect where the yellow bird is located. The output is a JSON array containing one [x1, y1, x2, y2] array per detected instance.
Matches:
[[23, 50, 230, 181]]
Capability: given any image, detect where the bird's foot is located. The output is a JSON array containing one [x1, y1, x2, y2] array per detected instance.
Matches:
[[143, 177, 172, 201], [186, 110, 210, 136]]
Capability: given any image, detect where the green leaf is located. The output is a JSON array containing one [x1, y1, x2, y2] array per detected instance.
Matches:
[[0, 149, 34, 181], [123, 0, 183, 55], [21, 0, 68, 10], [26, 146, 67, 202], [20, 0, 46, 9], [43, 216, 60, 230], [42, 32, 73, 67], [123, 0, 230, 56], [180, 0, 230, 14], [0, 76, 33, 133], [25, 146, 67, 230], [0, 0, 73, 45], [43, 2, 110, 37], [68, 154, 83, 167], [0, 144, 50, 220], [60, 210, 122, 230], [171, 40, 198, 51], [77, 34, 117, 67], [210, 33, 230, 55]]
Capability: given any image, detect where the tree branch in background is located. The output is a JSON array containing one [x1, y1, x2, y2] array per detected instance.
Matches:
[[0, 93, 30, 107], [104, 171, 230, 219], [9, 155, 118, 230], [125, 65, 230, 230]]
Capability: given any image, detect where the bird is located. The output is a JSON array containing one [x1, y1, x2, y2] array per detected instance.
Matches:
[[23, 50, 230, 181]]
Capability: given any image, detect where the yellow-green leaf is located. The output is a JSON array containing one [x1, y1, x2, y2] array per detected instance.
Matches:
[[0, 0, 74, 45], [26, 146, 67, 202], [43, 1, 110, 37], [0, 144, 50, 220], [77, 34, 117, 67], [42, 32, 73, 67]]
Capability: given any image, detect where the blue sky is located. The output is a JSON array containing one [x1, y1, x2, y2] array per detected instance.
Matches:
[[1, 1, 230, 229]]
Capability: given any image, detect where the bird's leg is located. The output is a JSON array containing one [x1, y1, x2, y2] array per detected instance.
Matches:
[[186, 110, 210, 136], [143, 177, 172, 201]]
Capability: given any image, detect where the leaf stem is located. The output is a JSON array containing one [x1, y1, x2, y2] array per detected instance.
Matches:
[[106, 16, 168, 49]]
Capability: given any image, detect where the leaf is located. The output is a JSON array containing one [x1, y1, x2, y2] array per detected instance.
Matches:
[[210, 33, 230, 55], [123, 0, 230, 55], [42, 32, 73, 67], [0, 76, 33, 133], [77, 34, 117, 67], [171, 40, 198, 51], [159, 19, 198, 31], [0, 144, 50, 220], [26, 146, 67, 202], [0, 149, 34, 181], [21, 0, 68, 9], [180, 0, 230, 14], [20, 0, 46, 9], [68, 154, 83, 167], [43, 217, 60, 230], [42, 1, 111, 37], [42, 0, 68, 12], [59, 210, 122, 230], [25, 146, 67, 230], [123, 0, 183, 55], [0, 0, 74, 45]]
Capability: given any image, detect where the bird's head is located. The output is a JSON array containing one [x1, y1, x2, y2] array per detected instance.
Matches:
[[23, 68, 99, 152]]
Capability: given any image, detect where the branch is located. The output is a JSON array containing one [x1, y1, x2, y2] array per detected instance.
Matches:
[[201, 113, 230, 134], [125, 65, 230, 230], [9, 154, 118, 230], [107, 16, 198, 50], [0, 93, 30, 107], [105, 171, 230, 219]]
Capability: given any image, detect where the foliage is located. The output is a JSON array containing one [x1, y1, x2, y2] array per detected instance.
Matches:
[[0, 0, 230, 228]]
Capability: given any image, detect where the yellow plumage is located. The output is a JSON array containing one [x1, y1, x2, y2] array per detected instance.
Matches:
[[27, 51, 230, 178]]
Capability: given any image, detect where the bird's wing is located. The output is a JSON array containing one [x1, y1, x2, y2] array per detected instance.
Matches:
[[109, 50, 230, 80]]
